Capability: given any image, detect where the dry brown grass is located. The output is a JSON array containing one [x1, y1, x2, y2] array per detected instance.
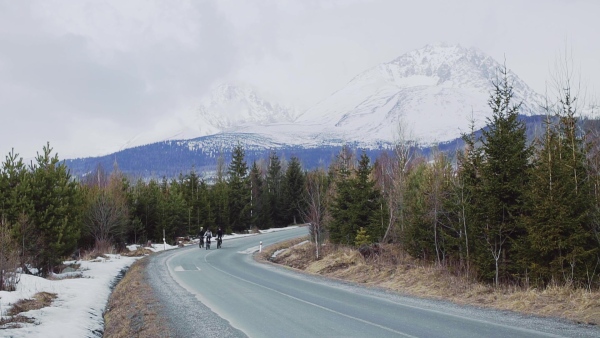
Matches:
[[264, 241, 600, 326], [103, 256, 170, 338], [7, 292, 57, 316], [258, 236, 310, 262], [121, 247, 154, 257], [81, 250, 109, 261], [0, 314, 35, 329], [0, 291, 57, 329]]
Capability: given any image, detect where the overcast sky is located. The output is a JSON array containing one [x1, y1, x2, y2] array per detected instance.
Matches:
[[1, 0, 599, 160]]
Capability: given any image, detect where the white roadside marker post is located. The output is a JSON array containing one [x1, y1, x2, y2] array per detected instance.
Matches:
[[259, 241, 263, 253]]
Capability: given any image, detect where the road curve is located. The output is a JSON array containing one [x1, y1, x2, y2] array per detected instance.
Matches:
[[147, 227, 598, 338]]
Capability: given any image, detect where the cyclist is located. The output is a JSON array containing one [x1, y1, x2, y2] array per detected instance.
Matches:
[[204, 228, 213, 250]]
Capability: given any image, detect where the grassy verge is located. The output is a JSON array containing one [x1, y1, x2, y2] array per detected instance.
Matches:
[[261, 241, 600, 326], [103, 257, 169, 338]]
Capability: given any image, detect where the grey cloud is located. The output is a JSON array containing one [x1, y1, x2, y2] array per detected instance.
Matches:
[[0, 0, 239, 158]]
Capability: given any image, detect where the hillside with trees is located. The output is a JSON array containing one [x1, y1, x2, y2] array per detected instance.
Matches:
[[1, 63, 599, 295]]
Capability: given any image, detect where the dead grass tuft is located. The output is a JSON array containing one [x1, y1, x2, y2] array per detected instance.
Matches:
[[0, 314, 35, 329], [121, 247, 153, 257], [257, 236, 310, 261], [81, 250, 109, 261], [6, 292, 57, 317]]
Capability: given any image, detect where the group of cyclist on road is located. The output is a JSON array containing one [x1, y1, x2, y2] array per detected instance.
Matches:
[[198, 227, 223, 249]]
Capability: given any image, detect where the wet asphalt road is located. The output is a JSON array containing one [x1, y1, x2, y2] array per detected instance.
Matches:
[[146, 227, 599, 338]]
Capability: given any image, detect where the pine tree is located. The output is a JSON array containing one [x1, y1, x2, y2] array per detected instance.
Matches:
[[282, 156, 306, 225], [450, 126, 483, 274], [403, 162, 433, 259], [0, 149, 29, 289], [329, 151, 384, 245], [355, 227, 371, 247], [353, 152, 386, 243], [524, 88, 596, 286], [227, 144, 250, 232], [266, 152, 285, 226], [198, 179, 216, 233], [476, 65, 531, 286], [0, 150, 31, 227], [249, 161, 265, 229], [26, 143, 82, 276], [328, 147, 355, 244]]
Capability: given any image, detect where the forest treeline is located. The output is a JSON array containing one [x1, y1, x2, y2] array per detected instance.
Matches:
[[1, 65, 599, 291]]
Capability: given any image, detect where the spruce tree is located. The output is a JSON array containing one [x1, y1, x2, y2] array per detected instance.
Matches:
[[451, 127, 483, 274], [476, 65, 531, 286], [329, 151, 384, 245], [282, 156, 306, 225], [227, 144, 250, 232], [266, 152, 285, 226], [403, 162, 433, 259], [328, 147, 355, 244], [353, 152, 386, 243], [524, 89, 596, 285], [249, 161, 266, 229]]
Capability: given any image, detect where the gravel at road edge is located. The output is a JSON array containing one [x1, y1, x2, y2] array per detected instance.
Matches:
[[144, 250, 247, 338]]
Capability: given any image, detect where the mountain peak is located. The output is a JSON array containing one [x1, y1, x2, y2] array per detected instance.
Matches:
[[297, 43, 543, 144], [193, 83, 300, 133]]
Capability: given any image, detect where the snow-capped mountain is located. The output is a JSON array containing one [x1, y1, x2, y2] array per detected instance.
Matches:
[[174, 44, 545, 148], [125, 84, 303, 145], [194, 83, 301, 131], [66, 43, 551, 179], [293, 43, 544, 145]]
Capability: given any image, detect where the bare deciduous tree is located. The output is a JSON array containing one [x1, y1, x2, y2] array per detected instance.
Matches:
[[301, 170, 328, 259], [83, 172, 129, 252], [380, 117, 417, 243]]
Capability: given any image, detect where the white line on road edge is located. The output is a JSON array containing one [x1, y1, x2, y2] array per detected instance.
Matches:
[[236, 246, 259, 254], [207, 257, 418, 338]]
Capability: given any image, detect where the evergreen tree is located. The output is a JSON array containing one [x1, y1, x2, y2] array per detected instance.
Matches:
[[282, 156, 306, 225], [180, 170, 210, 235], [197, 179, 216, 234], [0, 149, 33, 281], [329, 151, 384, 245], [265, 152, 285, 226], [403, 162, 433, 259], [353, 152, 386, 242], [450, 127, 483, 274], [227, 144, 250, 232], [524, 89, 596, 286], [212, 178, 229, 233], [328, 147, 355, 244], [476, 65, 531, 286], [0, 150, 30, 227], [132, 179, 162, 243], [26, 144, 82, 276], [249, 161, 266, 229]]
